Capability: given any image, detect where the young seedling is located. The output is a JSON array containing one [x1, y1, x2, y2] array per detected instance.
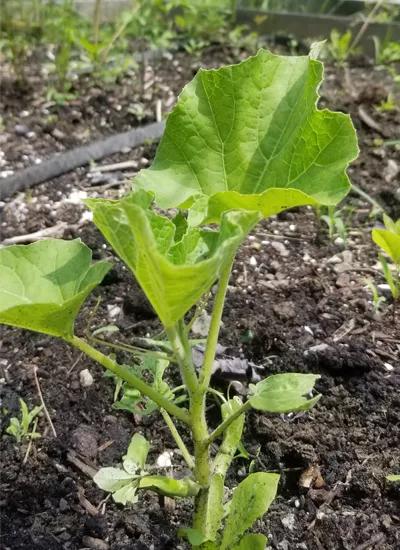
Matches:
[[6, 398, 42, 444], [0, 50, 358, 548], [387, 474, 400, 482], [372, 214, 400, 302], [365, 278, 386, 313], [320, 205, 348, 244]]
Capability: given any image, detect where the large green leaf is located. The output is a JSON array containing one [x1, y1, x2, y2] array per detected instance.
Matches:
[[134, 49, 358, 219], [0, 239, 111, 338], [86, 190, 259, 328], [220, 472, 279, 550], [372, 228, 400, 265], [249, 373, 321, 413]]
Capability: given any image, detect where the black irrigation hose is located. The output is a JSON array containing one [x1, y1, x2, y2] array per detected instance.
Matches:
[[0, 120, 165, 201]]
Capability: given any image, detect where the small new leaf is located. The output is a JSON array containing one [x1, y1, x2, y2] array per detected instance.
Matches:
[[123, 433, 150, 474], [6, 399, 42, 443], [249, 373, 321, 413], [0, 239, 111, 338]]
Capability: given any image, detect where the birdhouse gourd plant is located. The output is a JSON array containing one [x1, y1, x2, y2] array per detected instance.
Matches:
[[0, 50, 358, 548]]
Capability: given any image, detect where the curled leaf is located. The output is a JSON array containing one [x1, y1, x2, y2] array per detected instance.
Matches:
[[87, 191, 259, 327]]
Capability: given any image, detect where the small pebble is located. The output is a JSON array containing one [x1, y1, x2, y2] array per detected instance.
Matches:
[[270, 241, 289, 257], [80, 369, 94, 388], [156, 450, 173, 468], [14, 124, 30, 136]]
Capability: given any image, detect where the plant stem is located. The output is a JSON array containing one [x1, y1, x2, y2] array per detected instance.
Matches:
[[160, 409, 195, 470], [191, 391, 212, 535], [205, 401, 251, 446], [198, 257, 234, 393], [92, 0, 102, 47], [349, 0, 385, 53], [166, 324, 198, 395], [69, 335, 190, 425]]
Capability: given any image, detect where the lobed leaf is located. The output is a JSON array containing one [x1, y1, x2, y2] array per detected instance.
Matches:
[[249, 373, 321, 413], [372, 228, 400, 265], [86, 190, 259, 327], [135, 49, 358, 219], [220, 472, 279, 550], [0, 239, 111, 338]]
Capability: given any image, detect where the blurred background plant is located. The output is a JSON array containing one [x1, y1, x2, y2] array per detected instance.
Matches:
[[1, 0, 399, 102]]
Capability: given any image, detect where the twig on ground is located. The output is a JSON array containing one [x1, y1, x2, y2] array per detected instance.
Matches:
[[22, 417, 39, 465], [33, 365, 57, 438], [0, 222, 72, 246], [90, 160, 139, 173], [67, 352, 84, 375], [67, 450, 98, 478]]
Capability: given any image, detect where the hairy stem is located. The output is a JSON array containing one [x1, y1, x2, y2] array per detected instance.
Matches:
[[160, 409, 195, 470], [205, 401, 251, 446], [69, 335, 190, 425], [166, 324, 198, 395], [198, 257, 234, 392]]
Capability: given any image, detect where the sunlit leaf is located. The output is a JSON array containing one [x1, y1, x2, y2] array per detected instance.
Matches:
[[135, 49, 358, 219], [249, 373, 321, 413], [0, 239, 111, 338], [372, 228, 400, 265]]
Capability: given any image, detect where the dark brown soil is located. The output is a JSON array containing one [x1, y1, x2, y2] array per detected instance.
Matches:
[[1, 46, 400, 550]]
